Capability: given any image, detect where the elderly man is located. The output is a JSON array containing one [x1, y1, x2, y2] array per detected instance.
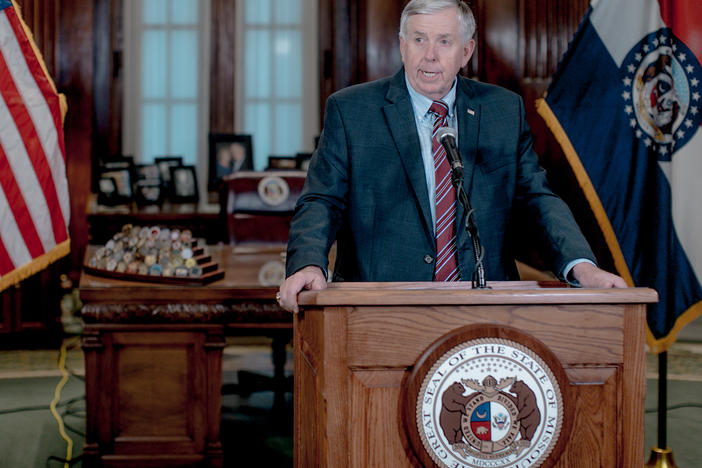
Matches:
[[278, 0, 625, 312]]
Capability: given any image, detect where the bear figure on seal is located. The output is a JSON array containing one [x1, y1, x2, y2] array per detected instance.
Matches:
[[509, 379, 541, 442], [439, 381, 472, 444]]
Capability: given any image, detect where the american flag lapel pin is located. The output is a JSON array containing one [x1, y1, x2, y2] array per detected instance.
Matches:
[[467, 108, 475, 116]]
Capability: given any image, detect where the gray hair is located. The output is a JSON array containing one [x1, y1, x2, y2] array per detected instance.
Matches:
[[399, 0, 476, 43]]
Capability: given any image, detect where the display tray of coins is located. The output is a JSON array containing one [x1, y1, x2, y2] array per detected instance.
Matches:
[[83, 224, 224, 285]]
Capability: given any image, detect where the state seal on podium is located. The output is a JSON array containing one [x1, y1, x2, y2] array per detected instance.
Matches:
[[401, 324, 573, 468]]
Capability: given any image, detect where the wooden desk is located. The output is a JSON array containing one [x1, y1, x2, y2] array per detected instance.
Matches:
[[85, 194, 224, 245], [79, 245, 290, 468]]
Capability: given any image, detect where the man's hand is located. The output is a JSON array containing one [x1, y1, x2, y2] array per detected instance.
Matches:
[[277, 265, 327, 313], [571, 262, 628, 288]]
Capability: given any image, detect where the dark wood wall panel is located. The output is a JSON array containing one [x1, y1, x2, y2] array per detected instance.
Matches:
[[109, 0, 123, 155], [15, 0, 58, 77], [518, 0, 590, 80], [476, 0, 520, 89], [57, 0, 95, 274], [319, 0, 359, 118], [93, 0, 112, 164], [359, 0, 404, 82], [210, 0, 236, 133]]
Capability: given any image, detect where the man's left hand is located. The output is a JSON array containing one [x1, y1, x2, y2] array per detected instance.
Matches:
[[571, 262, 628, 288]]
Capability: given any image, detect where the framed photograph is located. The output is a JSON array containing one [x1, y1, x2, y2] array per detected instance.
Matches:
[[134, 179, 163, 206], [97, 175, 131, 206], [93, 155, 132, 193], [208, 133, 253, 191], [97, 176, 117, 205], [100, 168, 133, 200], [170, 165, 199, 203], [154, 156, 183, 196], [101, 156, 135, 190], [135, 163, 161, 182]]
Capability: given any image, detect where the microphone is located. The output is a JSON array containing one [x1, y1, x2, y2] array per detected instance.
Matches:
[[436, 126, 463, 180], [436, 126, 488, 289]]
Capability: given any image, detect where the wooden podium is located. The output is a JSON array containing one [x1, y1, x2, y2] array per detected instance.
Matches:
[[294, 282, 657, 468]]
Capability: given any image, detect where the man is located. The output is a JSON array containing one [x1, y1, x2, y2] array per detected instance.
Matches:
[[278, 0, 626, 312]]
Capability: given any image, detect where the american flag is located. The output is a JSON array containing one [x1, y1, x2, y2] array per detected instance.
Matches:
[[0, 0, 69, 292]]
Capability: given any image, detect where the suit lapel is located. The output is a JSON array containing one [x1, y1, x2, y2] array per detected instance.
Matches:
[[382, 70, 434, 240]]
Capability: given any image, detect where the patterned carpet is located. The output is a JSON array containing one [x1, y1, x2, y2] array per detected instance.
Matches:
[[646, 342, 702, 381], [0, 337, 84, 379]]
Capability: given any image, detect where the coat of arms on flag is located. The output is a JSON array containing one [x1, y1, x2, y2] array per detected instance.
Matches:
[[537, 0, 702, 353], [0, 0, 70, 292]]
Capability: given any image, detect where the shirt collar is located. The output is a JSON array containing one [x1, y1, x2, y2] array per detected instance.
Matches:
[[404, 74, 457, 120]]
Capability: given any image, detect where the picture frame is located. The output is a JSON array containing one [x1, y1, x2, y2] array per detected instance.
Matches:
[[93, 155, 133, 193], [134, 179, 163, 206], [99, 167, 133, 202], [170, 165, 199, 203], [154, 156, 183, 196], [97, 176, 118, 205], [102, 156, 135, 188], [97, 175, 132, 206], [208, 133, 253, 191], [135, 163, 161, 182]]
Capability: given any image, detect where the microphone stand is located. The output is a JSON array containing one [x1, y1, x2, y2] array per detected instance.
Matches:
[[449, 166, 487, 289]]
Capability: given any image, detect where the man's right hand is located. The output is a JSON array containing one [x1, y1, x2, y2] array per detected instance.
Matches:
[[277, 265, 327, 313]]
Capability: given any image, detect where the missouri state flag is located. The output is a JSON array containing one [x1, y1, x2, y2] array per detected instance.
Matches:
[[0, 0, 70, 292], [537, 0, 702, 353]]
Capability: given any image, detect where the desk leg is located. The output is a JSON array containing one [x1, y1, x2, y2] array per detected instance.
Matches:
[[82, 326, 105, 468], [205, 327, 225, 468]]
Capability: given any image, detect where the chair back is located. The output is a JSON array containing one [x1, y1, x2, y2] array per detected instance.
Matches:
[[220, 171, 307, 244]]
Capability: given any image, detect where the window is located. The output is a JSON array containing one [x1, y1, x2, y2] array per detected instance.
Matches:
[[123, 0, 317, 184], [123, 0, 210, 194], [235, 0, 318, 169]]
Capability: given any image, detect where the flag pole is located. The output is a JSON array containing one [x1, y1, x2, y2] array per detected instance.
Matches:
[[645, 351, 678, 468], [658, 352, 667, 449]]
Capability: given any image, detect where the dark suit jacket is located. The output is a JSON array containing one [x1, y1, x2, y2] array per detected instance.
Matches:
[[285, 68, 595, 282]]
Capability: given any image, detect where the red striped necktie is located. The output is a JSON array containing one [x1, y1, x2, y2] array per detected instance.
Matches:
[[429, 100, 459, 282]]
